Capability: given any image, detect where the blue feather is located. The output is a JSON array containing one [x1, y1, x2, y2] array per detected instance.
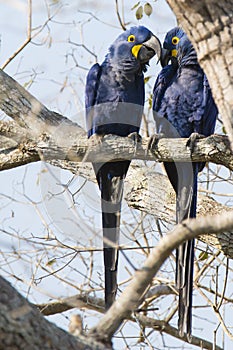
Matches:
[[85, 26, 161, 309], [153, 27, 218, 338]]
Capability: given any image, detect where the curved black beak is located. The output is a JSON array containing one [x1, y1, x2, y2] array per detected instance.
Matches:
[[137, 35, 162, 63], [160, 47, 178, 67], [160, 48, 170, 67]]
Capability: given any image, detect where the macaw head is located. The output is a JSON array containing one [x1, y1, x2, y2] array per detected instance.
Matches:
[[160, 27, 186, 67], [108, 26, 161, 72]]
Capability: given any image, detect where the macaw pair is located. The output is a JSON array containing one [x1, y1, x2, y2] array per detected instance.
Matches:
[[85, 26, 217, 338]]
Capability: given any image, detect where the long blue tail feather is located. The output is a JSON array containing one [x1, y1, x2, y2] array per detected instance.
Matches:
[[165, 161, 198, 339], [93, 161, 130, 309]]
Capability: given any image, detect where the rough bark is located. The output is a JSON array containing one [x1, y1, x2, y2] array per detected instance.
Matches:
[[37, 290, 221, 350], [0, 123, 232, 170], [39, 294, 105, 316], [0, 69, 232, 171], [0, 277, 111, 350], [166, 0, 233, 148], [46, 160, 233, 259], [0, 9, 232, 347], [0, 69, 73, 129], [125, 167, 233, 258]]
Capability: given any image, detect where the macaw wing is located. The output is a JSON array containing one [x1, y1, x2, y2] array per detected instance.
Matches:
[[85, 63, 102, 137], [85, 63, 102, 110], [201, 74, 218, 136], [153, 63, 179, 137], [152, 64, 176, 112]]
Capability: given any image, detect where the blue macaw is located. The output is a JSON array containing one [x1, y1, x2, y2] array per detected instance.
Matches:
[[85, 26, 161, 309], [153, 27, 218, 338]]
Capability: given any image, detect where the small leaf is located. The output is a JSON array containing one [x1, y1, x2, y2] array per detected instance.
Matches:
[[144, 76, 151, 84], [135, 5, 143, 20], [36, 176, 40, 186], [148, 93, 153, 109], [46, 258, 56, 266], [199, 251, 208, 261], [144, 2, 153, 16], [23, 79, 33, 88], [222, 125, 227, 134], [131, 1, 140, 10]]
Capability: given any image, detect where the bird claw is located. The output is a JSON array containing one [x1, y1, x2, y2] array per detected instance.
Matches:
[[89, 133, 104, 147], [128, 132, 141, 153], [186, 132, 205, 153], [128, 132, 142, 143], [147, 133, 164, 153]]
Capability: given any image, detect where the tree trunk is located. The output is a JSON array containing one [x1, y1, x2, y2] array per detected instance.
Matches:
[[0, 277, 111, 350]]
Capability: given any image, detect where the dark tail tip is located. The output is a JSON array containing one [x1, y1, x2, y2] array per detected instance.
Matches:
[[104, 247, 119, 310], [177, 239, 195, 342], [105, 267, 118, 310], [178, 308, 192, 342]]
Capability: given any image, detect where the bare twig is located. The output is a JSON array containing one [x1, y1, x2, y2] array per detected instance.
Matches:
[[115, 0, 127, 30], [1, 0, 32, 69], [0, 276, 110, 350], [89, 210, 233, 347], [36, 289, 221, 350], [195, 273, 233, 341], [216, 258, 229, 311], [1, 1, 64, 70]]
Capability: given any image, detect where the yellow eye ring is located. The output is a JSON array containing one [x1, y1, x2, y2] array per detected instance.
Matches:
[[172, 36, 180, 45], [128, 34, 136, 42]]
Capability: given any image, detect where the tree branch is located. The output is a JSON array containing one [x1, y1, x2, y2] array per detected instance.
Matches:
[[0, 68, 232, 170], [37, 284, 177, 317], [38, 293, 105, 316], [135, 314, 222, 350], [0, 277, 111, 350], [125, 167, 233, 258], [0, 69, 76, 129], [1, 0, 32, 70], [37, 284, 221, 350], [89, 210, 233, 348], [1, 120, 232, 258], [0, 124, 232, 170]]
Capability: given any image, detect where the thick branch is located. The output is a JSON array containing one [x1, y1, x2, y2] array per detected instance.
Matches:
[[37, 285, 176, 317], [58, 161, 233, 258], [90, 210, 233, 347], [125, 167, 233, 258], [0, 277, 110, 350], [0, 68, 232, 170], [0, 69, 78, 130], [0, 125, 232, 170], [135, 314, 222, 350], [39, 293, 105, 316], [1, 126, 232, 258], [37, 289, 220, 350]]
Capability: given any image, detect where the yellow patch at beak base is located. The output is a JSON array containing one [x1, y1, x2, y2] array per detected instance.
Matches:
[[132, 44, 142, 58], [171, 49, 177, 57]]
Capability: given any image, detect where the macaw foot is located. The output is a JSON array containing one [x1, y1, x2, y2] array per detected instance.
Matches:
[[128, 132, 142, 153], [147, 133, 164, 153], [89, 133, 104, 147], [186, 132, 205, 153], [128, 132, 142, 143]]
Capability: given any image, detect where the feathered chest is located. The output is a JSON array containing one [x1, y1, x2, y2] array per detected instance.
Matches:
[[158, 66, 205, 137], [95, 66, 145, 106], [87, 65, 145, 137]]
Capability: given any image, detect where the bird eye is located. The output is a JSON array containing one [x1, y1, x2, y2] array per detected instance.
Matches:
[[172, 36, 180, 45], [128, 35, 136, 42]]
